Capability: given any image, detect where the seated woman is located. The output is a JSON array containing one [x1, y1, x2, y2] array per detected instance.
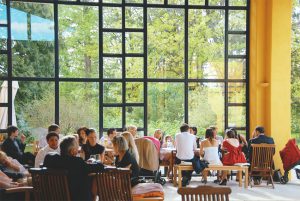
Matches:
[[200, 128, 226, 185], [161, 135, 175, 149], [222, 129, 247, 183], [121, 132, 139, 164], [112, 135, 139, 187], [77, 127, 88, 147], [0, 151, 29, 178], [81, 129, 105, 162]]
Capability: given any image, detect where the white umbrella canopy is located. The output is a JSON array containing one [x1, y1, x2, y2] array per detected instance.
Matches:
[[0, 81, 19, 129]]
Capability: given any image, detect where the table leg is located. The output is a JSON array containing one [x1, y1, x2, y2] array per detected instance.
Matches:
[[178, 167, 182, 188], [239, 170, 242, 187], [245, 168, 248, 188], [173, 166, 177, 186]]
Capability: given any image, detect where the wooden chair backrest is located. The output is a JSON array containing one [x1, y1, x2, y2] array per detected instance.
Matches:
[[250, 144, 275, 173], [178, 185, 231, 201], [96, 167, 132, 201], [29, 168, 71, 201]]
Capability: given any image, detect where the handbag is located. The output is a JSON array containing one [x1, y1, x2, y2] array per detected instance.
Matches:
[[273, 169, 282, 182]]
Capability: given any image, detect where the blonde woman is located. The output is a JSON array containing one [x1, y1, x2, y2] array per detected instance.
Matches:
[[121, 131, 139, 164]]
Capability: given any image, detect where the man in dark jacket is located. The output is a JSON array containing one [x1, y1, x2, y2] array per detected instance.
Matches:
[[43, 136, 104, 201], [1, 126, 35, 166]]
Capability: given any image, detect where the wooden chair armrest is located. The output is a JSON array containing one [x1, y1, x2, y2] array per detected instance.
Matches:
[[5, 186, 33, 194], [133, 197, 164, 201]]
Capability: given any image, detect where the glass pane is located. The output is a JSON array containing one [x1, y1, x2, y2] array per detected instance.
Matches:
[[125, 7, 143, 29], [0, 54, 7, 77], [228, 34, 246, 55], [229, 10, 246, 31], [169, 0, 184, 5], [228, 83, 246, 103], [126, 107, 144, 128], [0, 2, 7, 24], [148, 8, 184, 78], [188, 82, 224, 134], [103, 57, 122, 79], [15, 81, 55, 138], [103, 82, 122, 103], [103, 7, 122, 29], [103, 32, 122, 54], [60, 82, 99, 134], [103, 0, 122, 3], [59, 5, 98, 78], [228, 106, 246, 127], [209, 0, 225, 6], [11, 2, 55, 77], [0, 27, 7, 50], [189, 0, 205, 5], [103, 107, 122, 128], [0, 107, 8, 129], [148, 0, 164, 4], [126, 32, 143, 54], [126, 57, 143, 78], [229, 0, 247, 6], [126, 82, 143, 103], [148, 82, 184, 136], [126, 0, 143, 3], [228, 58, 246, 79], [189, 10, 225, 79]]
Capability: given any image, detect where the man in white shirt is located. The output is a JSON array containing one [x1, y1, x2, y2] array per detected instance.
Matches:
[[35, 132, 60, 168], [38, 124, 61, 149], [175, 123, 197, 186]]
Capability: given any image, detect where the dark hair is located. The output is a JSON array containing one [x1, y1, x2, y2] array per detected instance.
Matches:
[[226, 129, 235, 139], [107, 128, 116, 136], [190, 127, 197, 135], [48, 124, 60, 132], [230, 128, 238, 138], [209, 126, 217, 132], [255, 126, 265, 134], [46, 132, 59, 141], [60, 136, 77, 156], [86, 128, 96, 136], [205, 128, 214, 142], [77, 127, 88, 135], [6, 125, 18, 137], [180, 123, 190, 132]]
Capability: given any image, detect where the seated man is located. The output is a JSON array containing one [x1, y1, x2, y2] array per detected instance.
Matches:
[[175, 123, 197, 187], [248, 126, 275, 185], [35, 132, 60, 168], [43, 136, 104, 201], [1, 126, 35, 166], [99, 128, 117, 149], [38, 124, 60, 149]]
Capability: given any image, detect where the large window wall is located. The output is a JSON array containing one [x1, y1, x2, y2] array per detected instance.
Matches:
[[0, 0, 249, 137]]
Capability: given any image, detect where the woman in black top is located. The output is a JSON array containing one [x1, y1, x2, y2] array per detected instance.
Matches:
[[112, 135, 139, 186], [82, 129, 105, 161]]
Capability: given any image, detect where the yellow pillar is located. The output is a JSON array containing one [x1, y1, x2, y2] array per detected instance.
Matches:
[[250, 0, 292, 170]]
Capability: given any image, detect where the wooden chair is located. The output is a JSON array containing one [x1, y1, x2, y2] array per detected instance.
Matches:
[[29, 168, 71, 201], [249, 144, 276, 188], [95, 167, 163, 201], [177, 185, 231, 201], [1, 187, 33, 201]]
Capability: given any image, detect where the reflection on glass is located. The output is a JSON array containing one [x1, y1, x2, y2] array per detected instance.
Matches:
[[228, 34, 246, 55], [59, 5, 98, 78], [148, 82, 184, 135], [126, 82, 144, 103], [228, 59, 246, 79], [103, 7, 122, 29], [11, 2, 55, 78], [125, 7, 143, 29], [229, 0, 247, 6], [103, 82, 122, 103], [189, 0, 205, 5], [0, 27, 7, 50], [0, 54, 7, 77], [103, 107, 122, 128], [188, 82, 224, 132], [103, 57, 122, 79], [228, 106, 246, 127], [60, 82, 99, 133], [228, 83, 246, 103], [189, 9, 225, 79], [126, 107, 144, 128], [148, 8, 184, 78], [126, 32, 143, 54], [15, 82, 55, 133], [126, 57, 143, 78], [103, 32, 122, 54], [229, 10, 246, 31], [209, 0, 225, 6]]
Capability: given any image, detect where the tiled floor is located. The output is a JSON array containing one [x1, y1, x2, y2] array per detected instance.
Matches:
[[163, 169, 300, 201]]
